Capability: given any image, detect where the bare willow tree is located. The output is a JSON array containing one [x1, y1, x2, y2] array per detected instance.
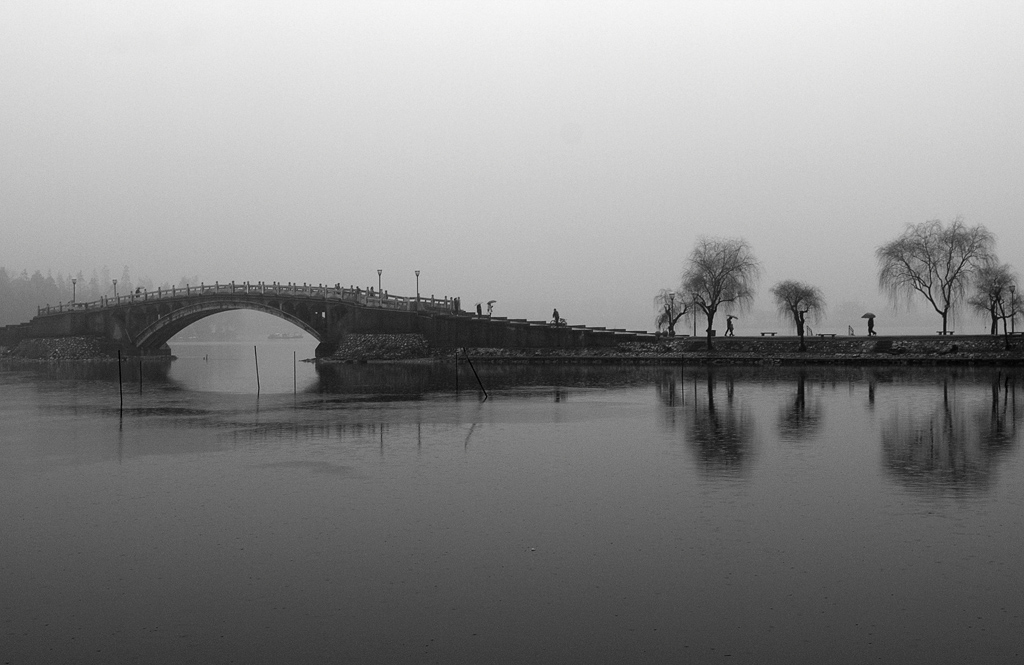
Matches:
[[968, 263, 1020, 336], [771, 280, 825, 351], [876, 217, 995, 334], [654, 289, 687, 336], [682, 236, 760, 350]]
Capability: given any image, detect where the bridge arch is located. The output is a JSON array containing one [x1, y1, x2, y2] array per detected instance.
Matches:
[[131, 299, 325, 351]]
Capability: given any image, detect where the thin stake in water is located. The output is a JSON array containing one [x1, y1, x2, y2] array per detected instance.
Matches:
[[461, 347, 488, 401], [117, 350, 123, 415], [254, 345, 260, 396]]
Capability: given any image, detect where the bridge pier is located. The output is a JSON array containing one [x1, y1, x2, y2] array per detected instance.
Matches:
[[314, 339, 341, 358]]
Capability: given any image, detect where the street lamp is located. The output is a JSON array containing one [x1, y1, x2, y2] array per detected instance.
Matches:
[[415, 270, 420, 307], [112, 279, 118, 299], [377, 269, 382, 294], [71, 278, 77, 303]]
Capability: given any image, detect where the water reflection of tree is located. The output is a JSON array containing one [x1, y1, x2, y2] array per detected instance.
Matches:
[[881, 373, 1021, 492], [654, 369, 683, 430], [778, 371, 822, 441], [683, 370, 752, 475], [655, 370, 682, 405], [19, 357, 173, 384], [979, 373, 1020, 450]]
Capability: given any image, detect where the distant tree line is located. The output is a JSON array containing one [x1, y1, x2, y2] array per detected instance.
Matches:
[[0, 266, 198, 327], [658, 216, 1021, 349]]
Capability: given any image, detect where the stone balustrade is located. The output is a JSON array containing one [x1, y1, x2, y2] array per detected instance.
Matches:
[[37, 280, 458, 317]]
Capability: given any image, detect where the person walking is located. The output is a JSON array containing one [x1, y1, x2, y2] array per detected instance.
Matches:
[[725, 315, 736, 336], [552, 308, 560, 325]]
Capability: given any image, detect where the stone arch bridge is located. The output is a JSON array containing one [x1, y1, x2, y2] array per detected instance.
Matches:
[[0, 281, 654, 356]]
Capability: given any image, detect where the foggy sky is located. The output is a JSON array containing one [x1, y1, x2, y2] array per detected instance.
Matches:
[[2, 1, 1022, 331]]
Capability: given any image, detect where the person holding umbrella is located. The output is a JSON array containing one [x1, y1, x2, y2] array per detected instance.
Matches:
[[862, 312, 876, 336], [725, 315, 737, 336]]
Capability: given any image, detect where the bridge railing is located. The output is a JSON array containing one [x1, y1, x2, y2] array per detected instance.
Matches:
[[36, 280, 460, 317]]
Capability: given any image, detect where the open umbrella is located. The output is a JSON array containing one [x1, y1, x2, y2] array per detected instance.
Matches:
[[487, 300, 496, 306], [861, 312, 876, 318]]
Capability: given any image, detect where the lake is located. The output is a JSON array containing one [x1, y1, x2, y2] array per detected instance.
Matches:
[[2, 342, 1023, 663]]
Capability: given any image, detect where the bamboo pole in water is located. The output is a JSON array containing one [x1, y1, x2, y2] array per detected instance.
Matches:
[[293, 351, 296, 395], [117, 350, 123, 415], [461, 347, 487, 401], [254, 345, 261, 396]]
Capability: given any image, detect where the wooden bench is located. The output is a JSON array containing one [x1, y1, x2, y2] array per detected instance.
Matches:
[[937, 331, 955, 335], [816, 333, 836, 338], [760, 332, 777, 337]]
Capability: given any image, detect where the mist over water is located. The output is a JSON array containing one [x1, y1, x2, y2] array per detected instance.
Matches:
[[3, 347, 1024, 663]]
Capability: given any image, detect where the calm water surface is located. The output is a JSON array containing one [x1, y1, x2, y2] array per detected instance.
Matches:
[[2, 343, 1024, 664]]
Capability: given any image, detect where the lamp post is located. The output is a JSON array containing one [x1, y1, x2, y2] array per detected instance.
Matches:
[[377, 269, 382, 295], [71, 278, 77, 303], [112, 279, 118, 300], [415, 270, 420, 308]]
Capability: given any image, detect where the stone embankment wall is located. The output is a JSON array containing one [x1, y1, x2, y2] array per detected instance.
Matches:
[[326, 333, 431, 361], [1, 336, 121, 361], [663, 335, 1002, 355], [4, 332, 1022, 364], [457, 334, 1024, 364]]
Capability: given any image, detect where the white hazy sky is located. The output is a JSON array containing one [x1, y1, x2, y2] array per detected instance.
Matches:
[[2, 1, 1022, 331]]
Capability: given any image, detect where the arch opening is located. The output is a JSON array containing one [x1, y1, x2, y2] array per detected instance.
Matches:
[[162, 309, 322, 393], [134, 301, 324, 352], [166, 310, 319, 354]]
